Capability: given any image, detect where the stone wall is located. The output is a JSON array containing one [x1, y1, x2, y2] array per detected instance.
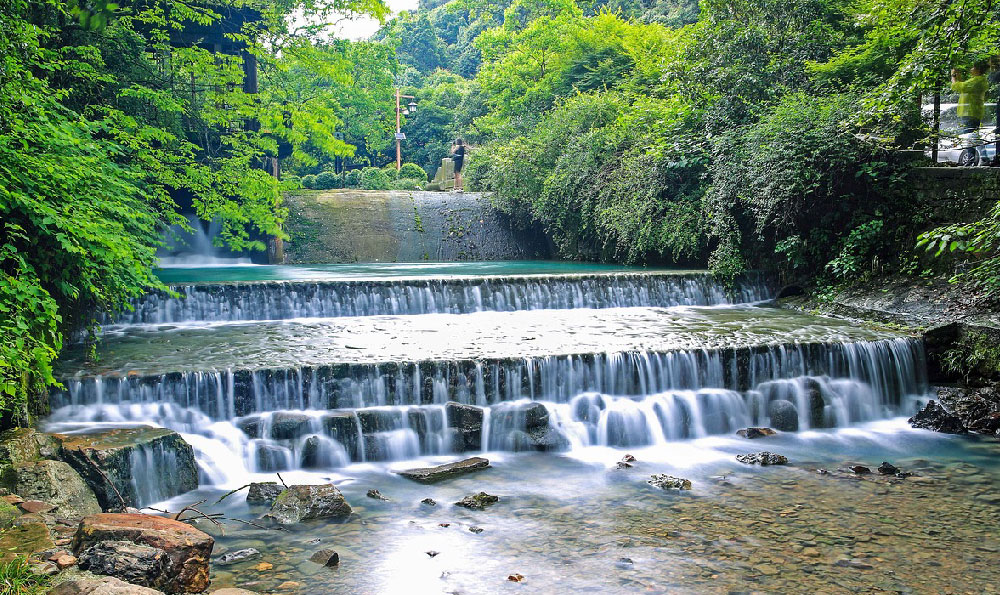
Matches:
[[283, 190, 552, 263], [909, 167, 1000, 225]]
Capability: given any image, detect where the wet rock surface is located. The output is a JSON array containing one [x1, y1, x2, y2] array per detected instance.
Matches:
[[935, 385, 1000, 435], [767, 400, 799, 432], [245, 482, 283, 506], [264, 484, 352, 525], [309, 548, 340, 567], [647, 475, 692, 490], [736, 427, 777, 439], [398, 457, 491, 483], [455, 492, 499, 510], [49, 575, 165, 594], [736, 452, 788, 466], [216, 548, 261, 565], [77, 540, 169, 587], [909, 400, 967, 434], [3, 460, 101, 520], [445, 402, 484, 451], [72, 513, 214, 593], [57, 428, 198, 510]]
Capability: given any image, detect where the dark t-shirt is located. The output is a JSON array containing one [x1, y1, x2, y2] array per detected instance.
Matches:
[[453, 145, 466, 171]]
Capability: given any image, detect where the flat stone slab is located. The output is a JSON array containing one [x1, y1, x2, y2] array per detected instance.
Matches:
[[397, 457, 491, 483]]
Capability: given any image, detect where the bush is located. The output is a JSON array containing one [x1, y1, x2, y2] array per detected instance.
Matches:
[[391, 178, 425, 190], [398, 162, 427, 181], [381, 163, 399, 180], [314, 171, 341, 190], [345, 169, 362, 187], [301, 174, 317, 189], [360, 167, 392, 190]]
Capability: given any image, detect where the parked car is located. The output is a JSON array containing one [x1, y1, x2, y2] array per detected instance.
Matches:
[[924, 102, 998, 166]]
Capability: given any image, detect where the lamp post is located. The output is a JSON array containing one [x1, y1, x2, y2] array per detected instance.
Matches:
[[395, 88, 417, 172]]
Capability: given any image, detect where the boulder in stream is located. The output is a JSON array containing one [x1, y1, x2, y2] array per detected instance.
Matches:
[[264, 484, 352, 525], [269, 412, 312, 440], [58, 428, 198, 510], [736, 452, 788, 466], [397, 457, 490, 483], [72, 513, 214, 593], [736, 427, 777, 439], [455, 492, 499, 510], [2, 460, 100, 520], [767, 400, 799, 432], [909, 400, 967, 434], [445, 402, 484, 451], [309, 548, 340, 567], [647, 474, 692, 490], [216, 547, 261, 565], [246, 482, 284, 506]]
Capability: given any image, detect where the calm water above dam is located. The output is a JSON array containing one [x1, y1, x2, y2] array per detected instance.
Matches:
[[47, 261, 1000, 594]]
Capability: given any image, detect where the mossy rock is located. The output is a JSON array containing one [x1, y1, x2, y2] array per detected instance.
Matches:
[[0, 522, 54, 562], [0, 500, 20, 529], [0, 429, 60, 466], [8, 460, 101, 520]]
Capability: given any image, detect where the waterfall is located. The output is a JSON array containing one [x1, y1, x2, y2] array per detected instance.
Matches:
[[105, 273, 773, 326]]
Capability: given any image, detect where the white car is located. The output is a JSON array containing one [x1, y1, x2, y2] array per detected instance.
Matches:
[[924, 102, 997, 166]]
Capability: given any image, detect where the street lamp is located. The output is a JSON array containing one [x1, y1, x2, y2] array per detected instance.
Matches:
[[394, 88, 417, 171]]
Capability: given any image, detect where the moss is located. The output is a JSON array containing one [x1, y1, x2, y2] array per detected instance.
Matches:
[[0, 523, 54, 562], [0, 501, 19, 530], [941, 330, 1000, 383]]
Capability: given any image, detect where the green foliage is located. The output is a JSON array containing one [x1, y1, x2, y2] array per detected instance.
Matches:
[[382, 163, 400, 180], [360, 167, 392, 190], [314, 171, 342, 190], [0, 556, 49, 595], [392, 178, 426, 190], [301, 174, 318, 189], [399, 162, 429, 181], [345, 169, 363, 187], [940, 330, 1000, 384]]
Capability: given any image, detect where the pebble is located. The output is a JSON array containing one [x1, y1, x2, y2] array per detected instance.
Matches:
[[469, 526, 484, 534]]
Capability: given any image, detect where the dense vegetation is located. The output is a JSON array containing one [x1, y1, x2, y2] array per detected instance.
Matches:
[[3, 0, 1000, 420]]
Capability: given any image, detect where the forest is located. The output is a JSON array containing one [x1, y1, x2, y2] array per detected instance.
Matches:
[[2, 0, 1000, 417]]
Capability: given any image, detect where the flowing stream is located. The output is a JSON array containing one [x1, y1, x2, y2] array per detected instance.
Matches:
[[45, 262, 1000, 593]]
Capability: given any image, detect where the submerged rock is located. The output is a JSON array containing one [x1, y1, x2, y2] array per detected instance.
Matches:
[[877, 462, 900, 475], [264, 484, 352, 525], [647, 474, 692, 490], [455, 492, 499, 510], [909, 400, 967, 434], [366, 489, 389, 501], [253, 443, 292, 472], [767, 400, 799, 432], [72, 513, 214, 593], [420, 498, 437, 506], [246, 482, 284, 506], [269, 412, 312, 440], [309, 548, 340, 567], [398, 457, 490, 483], [48, 575, 165, 594], [736, 452, 788, 466], [216, 547, 261, 565], [58, 428, 198, 510], [3, 460, 100, 520], [849, 465, 872, 475], [736, 427, 777, 439]]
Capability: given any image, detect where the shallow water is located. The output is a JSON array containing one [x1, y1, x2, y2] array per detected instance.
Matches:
[[153, 261, 674, 284], [157, 421, 1000, 595]]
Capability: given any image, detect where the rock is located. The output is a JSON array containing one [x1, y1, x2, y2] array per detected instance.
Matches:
[[254, 561, 272, 571], [507, 574, 524, 582], [321, 412, 361, 460], [0, 428, 60, 466], [236, 416, 263, 439], [455, 492, 498, 510], [835, 558, 874, 570], [49, 576, 165, 594], [366, 489, 389, 501], [268, 412, 312, 440], [425, 550, 439, 558], [616, 557, 634, 569], [54, 553, 77, 569], [72, 513, 214, 593], [216, 548, 261, 565], [736, 452, 788, 466], [19, 500, 54, 514], [0, 520, 54, 557], [246, 482, 283, 506], [736, 427, 777, 439], [309, 548, 340, 567], [3, 460, 101, 520], [445, 402, 484, 452], [210, 590, 259, 595], [253, 443, 292, 472], [420, 498, 436, 506], [0, 499, 19, 528], [469, 526, 483, 534], [849, 465, 871, 474], [936, 385, 1000, 434], [767, 400, 799, 432], [647, 474, 692, 490], [397, 457, 490, 483], [58, 428, 198, 510], [264, 484, 352, 525], [877, 462, 899, 475], [78, 540, 169, 588], [908, 400, 967, 434], [622, 454, 636, 463], [616, 461, 633, 469]]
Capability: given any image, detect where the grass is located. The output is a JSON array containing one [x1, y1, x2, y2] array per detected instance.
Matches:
[[0, 556, 48, 595]]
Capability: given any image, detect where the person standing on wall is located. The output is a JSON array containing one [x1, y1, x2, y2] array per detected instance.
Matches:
[[451, 138, 466, 192], [951, 62, 989, 133]]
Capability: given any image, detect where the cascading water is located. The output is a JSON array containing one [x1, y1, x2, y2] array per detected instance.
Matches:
[[157, 213, 253, 267], [45, 264, 934, 494]]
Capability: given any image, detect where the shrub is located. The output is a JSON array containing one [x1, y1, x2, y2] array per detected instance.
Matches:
[[398, 162, 427, 181], [381, 163, 399, 180], [314, 171, 341, 190], [301, 174, 317, 189], [345, 169, 362, 187], [391, 178, 425, 190], [360, 167, 392, 190]]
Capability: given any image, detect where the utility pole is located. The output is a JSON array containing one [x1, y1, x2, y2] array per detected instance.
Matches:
[[395, 88, 417, 171]]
